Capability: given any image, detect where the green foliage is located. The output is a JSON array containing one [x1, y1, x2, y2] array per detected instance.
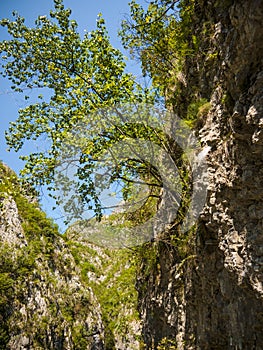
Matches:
[[0, 268, 13, 347], [0, 163, 35, 205], [0, 242, 36, 284], [157, 337, 178, 349], [0, 324, 9, 350], [197, 101, 211, 118], [0, 0, 156, 222], [67, 236, 141, 348], [0, 242, 36, 349], [0, 0, 197, 228], [80, 261, 98, 282], [0, 272, 14, 308], [185, 98, 210, 127], [93, 250, 140, 349], [0, 0, 209, 344], [71, 324, 90, 350], [0, 161, 60, 260], [0, 162, 65, 349], [15, 194, 58, 240], [120, 0, 196, 96]]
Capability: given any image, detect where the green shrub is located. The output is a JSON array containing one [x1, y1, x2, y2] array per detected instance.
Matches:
[[157, 337, 177, 349], [185, 98, 210, 126]]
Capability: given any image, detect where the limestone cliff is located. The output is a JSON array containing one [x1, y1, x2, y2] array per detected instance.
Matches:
[[0, 163, 105, 349], [0, 163, 140, 349], [136, 0, 263, 349]]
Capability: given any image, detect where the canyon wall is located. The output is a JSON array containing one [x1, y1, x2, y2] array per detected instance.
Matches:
[[137, 0, 263, 348]]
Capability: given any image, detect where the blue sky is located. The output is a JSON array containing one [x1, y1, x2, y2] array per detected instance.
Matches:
[[0, 0, 146, 230]]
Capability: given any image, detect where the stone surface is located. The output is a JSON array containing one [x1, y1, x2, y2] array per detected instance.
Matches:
[[0, 164, 105, 349], [137, 0, 263, 349]]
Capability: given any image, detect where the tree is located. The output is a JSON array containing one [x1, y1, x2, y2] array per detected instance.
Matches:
[[120, 0, 196, 104], [0, 0, 197, 237], [0, 0, 167, 223]]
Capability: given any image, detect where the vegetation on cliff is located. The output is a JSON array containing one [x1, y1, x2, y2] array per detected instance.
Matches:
[[1, 0, 262, 349]]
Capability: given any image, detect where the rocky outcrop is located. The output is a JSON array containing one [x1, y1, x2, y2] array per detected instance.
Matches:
[[137, 0, 263, 349], [0, 163, 104, 349], [0, 162, 140, 350]]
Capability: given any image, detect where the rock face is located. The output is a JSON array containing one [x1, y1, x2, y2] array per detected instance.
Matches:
[[0, 164, 105, 350], [137, 0, 263, 349], [0, 163, 140, 350]]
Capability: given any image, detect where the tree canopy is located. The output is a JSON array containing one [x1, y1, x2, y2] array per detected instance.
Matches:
[[120, 0, 196, 98], [0, 0, 198, 234]]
